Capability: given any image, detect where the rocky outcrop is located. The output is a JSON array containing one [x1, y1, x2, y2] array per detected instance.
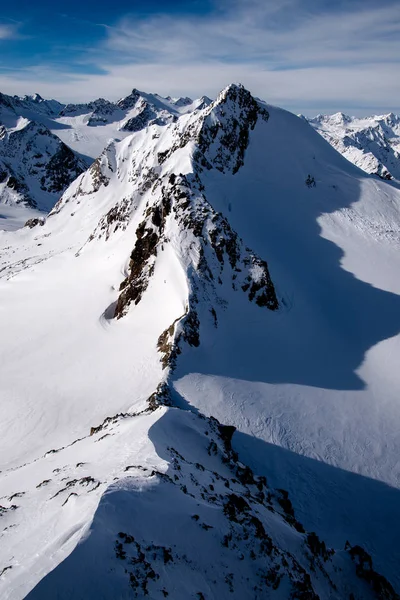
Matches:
[[196, 84, 269, 174], [155, 84, 269, 176], [121, 103, 158, 132], [24, 218, 45, 229]]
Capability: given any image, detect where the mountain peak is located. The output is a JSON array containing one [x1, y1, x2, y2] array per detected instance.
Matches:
[[116, 88, 142, 111], [173, 96, 193, 107], [194, 83, 269, 174], [215, 82, 248, 104]]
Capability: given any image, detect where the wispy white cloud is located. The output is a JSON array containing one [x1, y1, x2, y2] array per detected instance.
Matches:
[[101, 1, 400, 68], [0, 22, 19, 40], [0, 0, 399, 115]]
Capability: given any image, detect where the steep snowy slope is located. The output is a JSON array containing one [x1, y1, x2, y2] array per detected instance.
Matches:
[[308, 112, 400, 180], [0, 84, 399, 599]]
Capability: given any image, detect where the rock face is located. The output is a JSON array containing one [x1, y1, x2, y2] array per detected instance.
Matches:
[[59, 98, 117, 124], [72, 85, 280, 348], [196, 84, 269, 174], [308, 112, 400, 180], [118, 89, 182, 132]]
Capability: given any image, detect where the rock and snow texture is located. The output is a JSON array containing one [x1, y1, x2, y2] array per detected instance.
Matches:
[[0, 120, 88, 211], [307, 112, 400, 180], [0, 89, 212, 225], [54, 89, 212, 160], [1, 84, 400, 599]]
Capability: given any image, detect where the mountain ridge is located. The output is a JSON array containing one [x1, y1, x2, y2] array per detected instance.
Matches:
[[1, 83, 400, 598]]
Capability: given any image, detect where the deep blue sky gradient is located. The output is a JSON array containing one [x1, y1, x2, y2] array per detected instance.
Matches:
[[1, 0, 211, 71], [1, 0, 399, 114]]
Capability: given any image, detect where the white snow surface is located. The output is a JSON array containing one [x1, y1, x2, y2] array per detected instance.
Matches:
[[0, 84, 400, 598]]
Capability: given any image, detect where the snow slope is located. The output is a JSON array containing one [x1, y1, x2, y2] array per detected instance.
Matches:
[[0, 88, 211, 224], [308, 112, 400, 180], [0, 84, 399, 599]]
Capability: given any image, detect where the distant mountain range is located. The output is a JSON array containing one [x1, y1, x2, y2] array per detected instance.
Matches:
[[306, 112, 400, 180], [1, 87, 399, 220]]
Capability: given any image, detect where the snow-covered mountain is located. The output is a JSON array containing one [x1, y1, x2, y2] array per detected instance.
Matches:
[[307, 112, 400, 180], [55, 89, 212, 159], [0, 119, 88, 210], [0, 89, 212, 227], [0, 92, 64, 123], [1, 84, 400, 599], [0, 91, 89, 219]]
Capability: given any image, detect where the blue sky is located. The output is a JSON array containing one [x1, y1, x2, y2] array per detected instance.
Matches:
[[1, 0, 399, 115]]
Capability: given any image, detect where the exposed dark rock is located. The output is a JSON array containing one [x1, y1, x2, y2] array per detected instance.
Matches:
[[90, 412, 133, 436], [88, 155, 110, 192], [114, 217, 160, 318], [218, 424, 236, 451], [306, 532, 333, 562], [196, 84, 269, 175], [305, 174, 316, 188], [148, 383, 173, 411], [122, 104, 156, 133], [0, 566, 12, 577], [36, 479, 51, 488], [41, 143, 85, 193], [346, 543, 400, 600], [24, 217, 45, 228], [0, 505, 18, 516]]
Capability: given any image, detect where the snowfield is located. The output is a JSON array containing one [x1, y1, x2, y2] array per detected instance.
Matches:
[[1, 84, 400, 599]]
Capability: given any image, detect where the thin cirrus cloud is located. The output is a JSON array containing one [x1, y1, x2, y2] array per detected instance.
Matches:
[[103, 2, 400, 68], [0, 0, 399, 115], [0, 21, 20, 40]]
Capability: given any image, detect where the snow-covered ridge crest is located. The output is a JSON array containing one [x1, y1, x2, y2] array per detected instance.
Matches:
[[155, 83, 270, 175], [0, 91, 64, 118], [49, 83, 279, 367], [115, 170, 278, 371]]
